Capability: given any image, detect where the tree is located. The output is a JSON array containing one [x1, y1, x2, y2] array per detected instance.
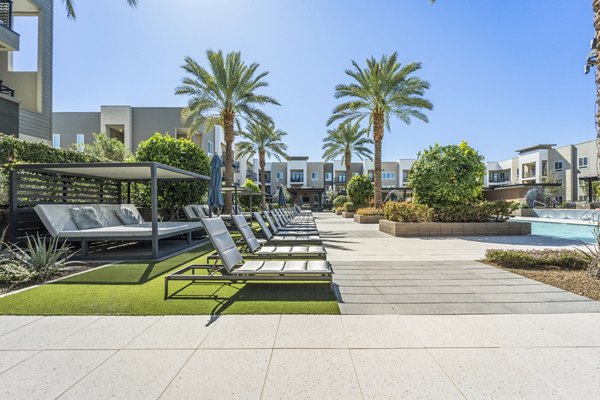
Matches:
[[75, 133, 131, 162], [328, 53, 433, 208], [135, 133, 210, 219], [175, 50, 279, 213], [322, 121, 373, 187], [346, 174, 374, 208], [236, 120, 288, 208], [62, 0, 138, 19], [409, 141, 485, 208]]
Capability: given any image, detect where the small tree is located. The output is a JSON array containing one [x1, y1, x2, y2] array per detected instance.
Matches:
[[135, 133, 210, 219], [238, 179, 261, 211], [346, 174, 374, 208], [409, 141, 485, 208], [77, 132, 131, 162]]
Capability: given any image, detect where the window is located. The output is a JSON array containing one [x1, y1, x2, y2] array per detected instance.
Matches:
[[338, 173, 346, 183], [402, 170, 410, 182], [554, 161, 563, 172], [382, 172, 396, 180], [207, 141, 214, 155], [325, 172, 332, 181], [276, 171, 283, 181], [311, 171, 318, 181], [52, 134, 61, 148], [290, 171, 304, 183], [579, 156, 589, 168], [76, 134, 84, 151], [368, 171, 373, 181]]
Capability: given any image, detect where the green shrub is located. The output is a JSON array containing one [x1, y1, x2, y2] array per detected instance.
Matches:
[[0, 133, 102, 207], [346, 174, 373, 208], [135, 133, 210, 219], [383, 202, 434, 222], [410, 141, 485, 208], [76, 132, 131, 162], [343, 202, 356, 212], [333, 195, 348, 208], [356, 207, 384, 216], [433, 201, 517, 222], [238, 179, 261, 211], [484, 249, 588, 270]]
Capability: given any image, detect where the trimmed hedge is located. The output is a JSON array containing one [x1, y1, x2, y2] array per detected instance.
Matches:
[[343, 202, 355, 212], [0, 134, 102, 206], [356, 207, 384, 216], [484, 249, 588, 270], [383, 201, 517, 223]]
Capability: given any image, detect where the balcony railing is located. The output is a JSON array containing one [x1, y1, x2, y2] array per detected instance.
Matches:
[[0, 80, 15, 97], [0, 0, 13, 31], [522, 170, 536, 179], [488, 178, 510, 184], [290, 177, 304, 183]]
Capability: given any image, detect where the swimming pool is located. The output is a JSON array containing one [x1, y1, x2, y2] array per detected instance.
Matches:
[[525, 220, 598, 243]]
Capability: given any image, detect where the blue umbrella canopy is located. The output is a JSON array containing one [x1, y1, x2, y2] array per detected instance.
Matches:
[[277, 186, 286, 206], [208, 154, 224, 210]]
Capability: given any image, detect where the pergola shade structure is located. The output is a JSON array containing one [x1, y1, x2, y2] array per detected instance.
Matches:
[[9, 162, 210, 260]]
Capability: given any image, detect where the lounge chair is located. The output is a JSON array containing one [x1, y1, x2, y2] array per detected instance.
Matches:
[[164, 217, 333, 298], [263, 211, 319, 235], [231, 215, 326, 259], [253, 212, 322, 244], [184, 204, 210, 221]]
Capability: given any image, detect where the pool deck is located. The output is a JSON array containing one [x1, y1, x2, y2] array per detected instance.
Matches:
[[512, 216, 599, 226], [1, 212, 600, 399]]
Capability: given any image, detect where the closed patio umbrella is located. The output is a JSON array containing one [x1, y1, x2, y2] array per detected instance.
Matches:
[[208, 154, 224, 215], [277, 186, 286, 206]]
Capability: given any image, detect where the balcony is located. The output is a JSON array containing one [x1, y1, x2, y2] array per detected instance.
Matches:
[[0, 1, 19, 51], [246, 171, 257, 181], [522, 170, 536, 179]]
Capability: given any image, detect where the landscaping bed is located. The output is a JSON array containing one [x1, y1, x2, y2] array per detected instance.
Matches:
[[483, 249, 600, 301], [354, 214, 384, 224], [379, 220, 530, 237]]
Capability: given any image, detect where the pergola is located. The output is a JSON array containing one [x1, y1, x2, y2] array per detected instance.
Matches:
[[9, 162, 210, 260]]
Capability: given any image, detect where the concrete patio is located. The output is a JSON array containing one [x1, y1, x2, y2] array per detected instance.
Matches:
[[1, 212, 600, 399], [316, 212, 600, 315], [1, 313, 600, 399]]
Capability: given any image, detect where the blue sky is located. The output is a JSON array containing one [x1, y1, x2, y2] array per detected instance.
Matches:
[[18, 0, 596, 161]]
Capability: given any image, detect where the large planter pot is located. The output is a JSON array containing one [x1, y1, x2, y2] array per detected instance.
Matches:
[[336, 210, 343, 215], [379, 220, 531, 237], [354, 214, 384, 224], [342, 211, 355, 218]]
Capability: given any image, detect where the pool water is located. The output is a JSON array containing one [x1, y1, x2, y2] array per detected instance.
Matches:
[[527, 221, 598, 243]]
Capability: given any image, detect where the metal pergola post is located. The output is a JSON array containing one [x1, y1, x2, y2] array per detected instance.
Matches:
[[150, 163, 159, 259]]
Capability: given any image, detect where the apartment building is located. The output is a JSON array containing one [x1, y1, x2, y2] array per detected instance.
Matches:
[[0, 0, 53, 142], [264, 157, 413, 207], [53, 105, 258, 185], [484, 141, 598, 203]]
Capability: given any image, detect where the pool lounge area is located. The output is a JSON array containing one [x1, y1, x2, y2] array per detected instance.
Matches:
[[512, 217, 598, 243]]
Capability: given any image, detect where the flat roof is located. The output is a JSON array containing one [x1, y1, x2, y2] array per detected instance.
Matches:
[[515, 144, 556, 154], [14, 162, 210, 181]]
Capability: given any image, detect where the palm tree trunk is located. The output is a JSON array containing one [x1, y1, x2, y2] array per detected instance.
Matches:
[[259, 150, 266, 210], [223, 112, 235, 214], [594, 0, 600, 177], [345, 149, 352, 192], [373, 112, 384, 208]]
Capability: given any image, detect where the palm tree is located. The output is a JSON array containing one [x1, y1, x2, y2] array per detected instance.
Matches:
[[327, 53, 432, 207], [236, 120, 289, 208], [322, 121, 373, 190], [175, 50, 279, 212], [62, 0, 138, 19]]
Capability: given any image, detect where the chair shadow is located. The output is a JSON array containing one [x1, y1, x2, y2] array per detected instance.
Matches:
[[54, 249, 207, 286], [167, 282, 335, 320]]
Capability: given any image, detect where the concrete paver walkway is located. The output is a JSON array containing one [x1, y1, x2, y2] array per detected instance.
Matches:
[[316, 213, 600, 315], [1, 314, 600, 399]]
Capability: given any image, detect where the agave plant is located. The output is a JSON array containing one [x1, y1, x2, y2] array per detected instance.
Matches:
[[3, 234, 78, 283]]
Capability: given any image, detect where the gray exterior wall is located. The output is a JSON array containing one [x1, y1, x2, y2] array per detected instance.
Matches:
[[270, 162, 287, 196], [53, 112, 100, 147], [307, 162, 324, 188], [0, 95, 19, 136], [131, 107, 184, 150]]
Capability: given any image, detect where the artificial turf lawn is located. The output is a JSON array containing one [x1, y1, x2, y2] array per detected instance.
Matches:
[[0, 244, 339, 316]]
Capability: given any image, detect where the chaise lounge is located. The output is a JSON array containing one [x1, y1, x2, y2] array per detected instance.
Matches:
[[164, 216, 333, 298]]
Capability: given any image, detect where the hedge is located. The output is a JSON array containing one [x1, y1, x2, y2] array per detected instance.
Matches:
[[484, 249, 588, 270]]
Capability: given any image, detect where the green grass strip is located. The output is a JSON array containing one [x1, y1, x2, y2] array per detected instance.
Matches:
[[0, 244, 339, 316]]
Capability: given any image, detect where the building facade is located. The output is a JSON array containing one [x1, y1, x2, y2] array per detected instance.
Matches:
[[484, 141, 598, 203], [53, 105, 258, 185], [0, 0, 53, 142]]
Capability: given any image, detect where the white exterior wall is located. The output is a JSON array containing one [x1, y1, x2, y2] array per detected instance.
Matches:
[[286, 160, 307, 187]]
